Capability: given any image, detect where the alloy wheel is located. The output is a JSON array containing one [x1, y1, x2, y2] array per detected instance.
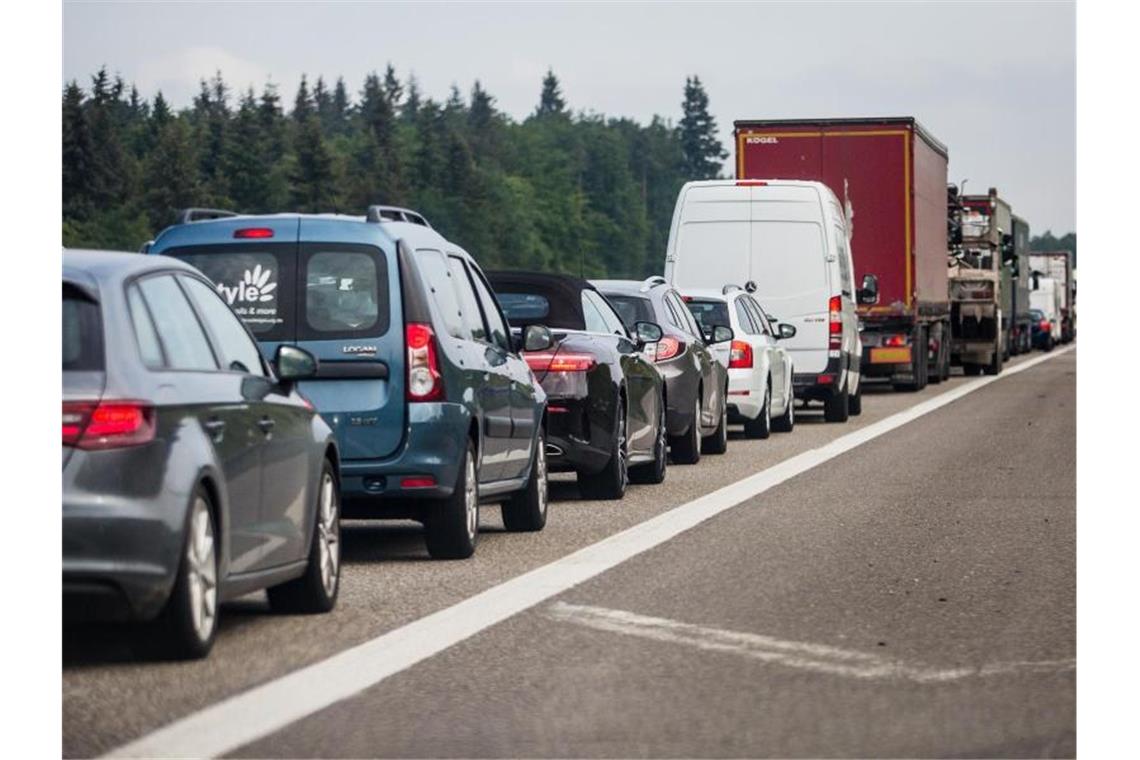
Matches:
[[536, 436, 548, 518], [317, 471, 340, 597], [464, 453, 478, 541], [187, 498, 217, 644]]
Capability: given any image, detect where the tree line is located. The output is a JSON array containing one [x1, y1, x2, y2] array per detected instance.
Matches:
[[62, 67, 728, 278]]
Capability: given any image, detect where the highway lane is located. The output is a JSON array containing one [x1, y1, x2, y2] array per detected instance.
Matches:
[[63, 349, 1075, 757]]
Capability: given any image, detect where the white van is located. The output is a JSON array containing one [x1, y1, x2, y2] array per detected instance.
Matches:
[[664, 180, 864, 422]]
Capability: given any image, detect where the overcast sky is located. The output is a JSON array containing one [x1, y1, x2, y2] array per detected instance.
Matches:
[[63, 0, 1075, 233]]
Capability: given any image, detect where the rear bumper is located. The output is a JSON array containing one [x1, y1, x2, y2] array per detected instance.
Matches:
[[793, 354, 852, 402], [726, 368, 763, 420], [339, 402, 469, 507], [544, 397, 611, 474]]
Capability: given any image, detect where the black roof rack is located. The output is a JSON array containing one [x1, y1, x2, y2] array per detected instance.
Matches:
[[175, 208, 239, 225], [365, 205, 432, 228]]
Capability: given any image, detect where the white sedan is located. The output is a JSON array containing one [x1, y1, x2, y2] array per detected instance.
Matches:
[[681, 286, 796, 439]]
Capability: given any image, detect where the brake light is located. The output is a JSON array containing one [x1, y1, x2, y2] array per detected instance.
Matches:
[[736, 180, 768, 186], [233, 227, 274, 239], [525, 352, 597, 373], [728, 340, 753, 369], [883, 334, 907, 348], [1040, 319, 1050, 331], [829, 296, 842, 350], [406, 323, 444, 401], [63, 400, 155, 450], [655, 336, 684, 362]]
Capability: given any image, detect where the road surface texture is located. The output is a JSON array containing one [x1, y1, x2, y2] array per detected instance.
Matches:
[[63, 348, 1075, 758]]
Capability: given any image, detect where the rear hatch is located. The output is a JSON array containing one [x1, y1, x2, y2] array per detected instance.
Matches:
[[154, 216, 405, 461], [62, 281, 105, 469]]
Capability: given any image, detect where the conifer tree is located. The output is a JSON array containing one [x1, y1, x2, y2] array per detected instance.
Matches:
[[536, 68, 566, 117], [678, 75, 726, 180], [62, 81, 94, 220]]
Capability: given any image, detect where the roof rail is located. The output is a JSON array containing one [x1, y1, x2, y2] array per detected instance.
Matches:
[[722, 283, 744, 295], [640, 275, 667, 292], [175, 208, 239, 225], [365, 205, 432, 228]]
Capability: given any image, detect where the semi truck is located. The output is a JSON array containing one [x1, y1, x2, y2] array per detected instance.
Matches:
[[1009, 214, 1033, 354], [733, 117, 951, 391], [947, 188, 1009, 375], [1029, 250, 1076, 342]]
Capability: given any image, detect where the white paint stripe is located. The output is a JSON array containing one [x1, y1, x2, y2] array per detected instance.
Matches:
[[105, 346, 1074, 758], [547, 602, 1075, 684]]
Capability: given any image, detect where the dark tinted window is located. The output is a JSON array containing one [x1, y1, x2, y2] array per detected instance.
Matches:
[[603, 294, 653, 330], [138, 275, 218, 370], [174, 248, 291, 339], [498, 293, 551, 322], [62, 285, 102, 371], [304, 249, 388, 338], [127, 285, 164, 368], [447, 256, 488, 341], [686, 299, 730, 335], [181, 275, 266, 375]]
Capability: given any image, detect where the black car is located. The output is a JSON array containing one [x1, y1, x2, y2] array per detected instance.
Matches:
[[1028, 308, 1055, 351], [63, 250, 339, 659], [487, 272, 668, 500], [595, 277, 732, 464]]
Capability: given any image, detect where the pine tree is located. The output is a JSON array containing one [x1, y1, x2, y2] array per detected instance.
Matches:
[[62, 82, 94, 220], [382, 64, 403, 110], [536, 68, 566, 117], [143, 119, 202, 228], [678, 75, 726, 180], [293, 74, 313, 122], [402, 73, 421, 122], [331, 77, 350, 134], [291, 115, 337, 212]]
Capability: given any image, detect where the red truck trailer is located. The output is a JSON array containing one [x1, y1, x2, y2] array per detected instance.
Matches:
[[734, 117, 951, 390]]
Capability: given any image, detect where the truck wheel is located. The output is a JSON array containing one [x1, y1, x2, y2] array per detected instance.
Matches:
[[502, 429, 548, 531], [744, 383, 772, 439], [669, 395, 702, 465], [984, 346, 1003, 376], [964, 364, 982, 376], [424, 441, 478, 559], [823, 387, 849, 423]]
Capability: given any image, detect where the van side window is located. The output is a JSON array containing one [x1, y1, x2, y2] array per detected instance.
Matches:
[[834, 227, 853, 296], [416, 249, 466, 340], [446, 256, 488, 342]]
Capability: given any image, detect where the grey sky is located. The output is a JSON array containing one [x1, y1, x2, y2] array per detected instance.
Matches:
[[63, 0, 1076, 233]]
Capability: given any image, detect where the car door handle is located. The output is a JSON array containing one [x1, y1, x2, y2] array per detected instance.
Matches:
[[257, 416, 276, 434]]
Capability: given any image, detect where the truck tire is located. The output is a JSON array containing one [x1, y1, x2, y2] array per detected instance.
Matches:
[[964, 363, 983, 376], [823, 387, 849, 423], [893, 327, 927, 392], [424, 441, 478, 559], [984, 346, 1003, 376]]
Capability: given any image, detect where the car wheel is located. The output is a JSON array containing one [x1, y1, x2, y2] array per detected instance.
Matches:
[[848, 378, 863, 416], [425, 441, 478, 559], [773, 383, 796, 432], [964, 363, 983, 376], [579, 401, 628, 500], [669, 394, 702, 464], [159, 486, 219, 660], [630, 392, 667, 485], [743, 382, 772, 439], [1044, 335, 1054, 352], [984, 346, 1003, 376], [701, 388, 728, 454], [502, 429, 549, 531], [823, 385, 849, 423], [267, 459, 341, 613]]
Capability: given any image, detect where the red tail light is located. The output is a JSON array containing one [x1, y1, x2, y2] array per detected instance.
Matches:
[[828, 296, 842, 350], [406, 323, 444, 401], [525, 352, 596, 373], [233, 227, 274, 239], [654, 336, 684, 362], [1040, 319, 1050, 331], [736, 180, 768, 186], [400, 476, 437, 489], [63, 400, 155, 450], [728, 340, 754, 369], [883, 334, 907, 348]]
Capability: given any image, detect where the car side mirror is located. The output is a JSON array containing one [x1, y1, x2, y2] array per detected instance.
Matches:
[[274, 345, 318, 382], [711, 324, 734, 344], [857, 274, 879, 305], [777, 323, 797, 340], [633, 320, 663, 347], [522, 324, 554, 352]]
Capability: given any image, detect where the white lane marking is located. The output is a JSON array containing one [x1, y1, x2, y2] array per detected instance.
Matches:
[[105, 346, 1075, 758], [547, 602, 1075, 684]]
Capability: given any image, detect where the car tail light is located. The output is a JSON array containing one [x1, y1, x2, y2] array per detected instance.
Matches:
[[525, 352, 596, 373], [728, 340, 753, 369], [817, 373, 835, 385], [883, 333, 908, 348], [1040, 319, 1050, 331], [736, 180, 768, 186], [400, 476, 436, 489], [233, 227, 274, 239], [63, 400, 155, 450], [406, 323, 444, 401], [829, 296, 842, 350], [654, 336, 684, 362]]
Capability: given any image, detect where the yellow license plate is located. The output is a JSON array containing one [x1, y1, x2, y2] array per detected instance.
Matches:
[[871, 347, 912, 364]]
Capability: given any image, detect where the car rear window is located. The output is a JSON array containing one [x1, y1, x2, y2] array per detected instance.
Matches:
[[303, 249, 389, 339], [498, 293, 551, 322], [62, 285, 103, 371], [686, 299, 730, 334], [602, 294, 653, 330], [172, 246, 293, 340]]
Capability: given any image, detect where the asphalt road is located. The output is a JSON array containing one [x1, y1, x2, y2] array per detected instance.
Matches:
[[63, 349, 1076, 758]]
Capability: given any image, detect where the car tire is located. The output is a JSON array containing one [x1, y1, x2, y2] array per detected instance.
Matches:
[[159, 486, 219, 660], [579, 401, 628, 500], [1044, 335, 1054, 352], [669, 394, 702, 465], [267, 459, 341, 614], [848, 379, 863, 416], [701, 389, 728, 454], [424, 441, 478, 559], [964, 363, 983, 376], [630, 393, 667, 485], [502, 429, 548, 532], [772, 383, 795, 433], [984, 346, 1003, 376], [743, 382, 772, 439], [823, 386, 850, 423]]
